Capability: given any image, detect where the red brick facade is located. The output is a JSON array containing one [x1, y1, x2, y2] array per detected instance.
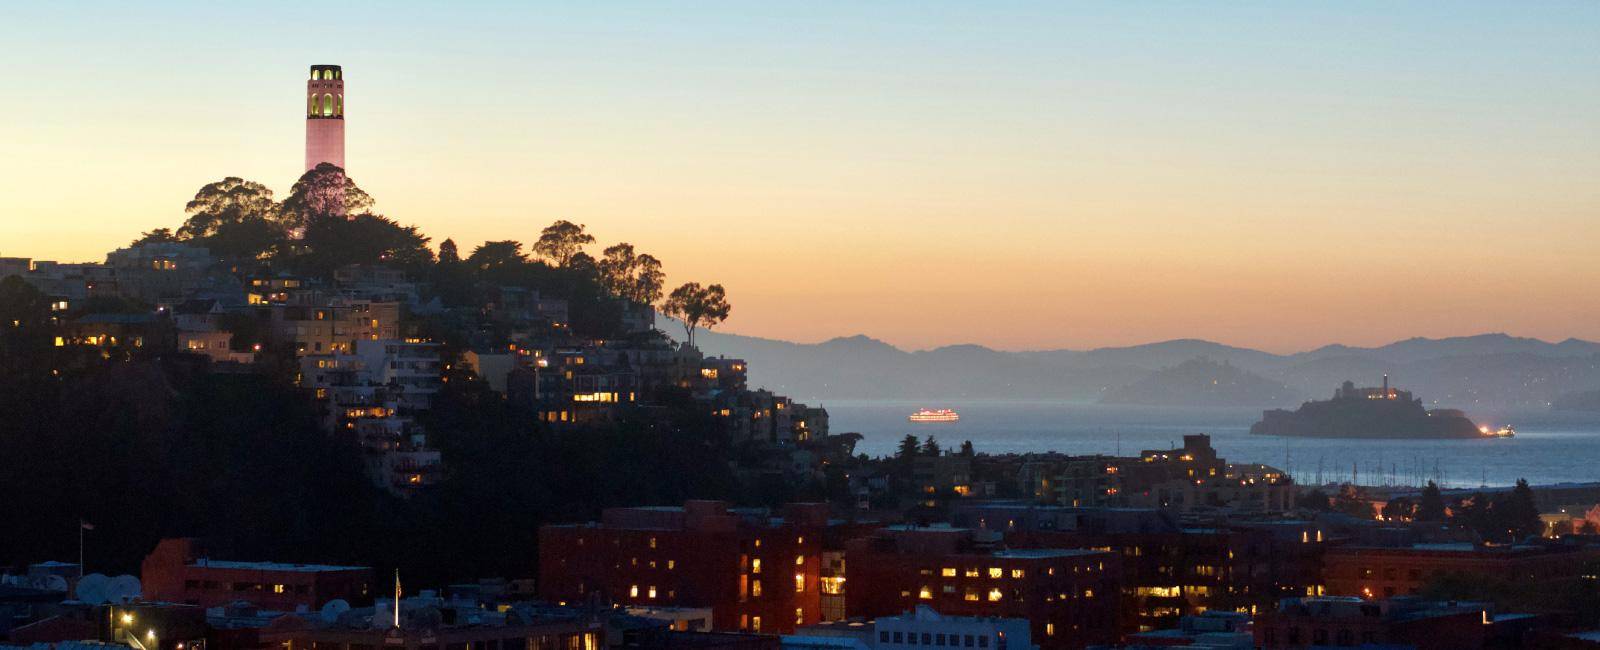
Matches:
[[141, 538, 373, 610], [538, 501, 829, 635]]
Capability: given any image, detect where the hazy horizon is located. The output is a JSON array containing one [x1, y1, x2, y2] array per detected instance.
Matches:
[[4, 2, 1597, 352], [698, 327, 1598, 356]]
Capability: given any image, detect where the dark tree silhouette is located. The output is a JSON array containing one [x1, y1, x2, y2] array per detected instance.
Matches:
[[533, 220, 594, 267], [661, 282, 730, 348]]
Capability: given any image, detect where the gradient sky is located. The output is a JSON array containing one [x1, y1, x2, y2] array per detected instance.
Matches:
[[2, 2, 1596, 353]]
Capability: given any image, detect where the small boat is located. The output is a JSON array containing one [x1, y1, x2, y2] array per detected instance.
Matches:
[[909, 408, 960, 423], [1479, 425, 1515, 438]]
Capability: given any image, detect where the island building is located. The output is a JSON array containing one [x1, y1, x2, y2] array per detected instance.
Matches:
[[305, 65, 345, 172]]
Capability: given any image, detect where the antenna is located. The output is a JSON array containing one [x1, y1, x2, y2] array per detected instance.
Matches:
[[320, 599, 351, 623], [106, 575, 141, 604], [75, 573, 109, 604]]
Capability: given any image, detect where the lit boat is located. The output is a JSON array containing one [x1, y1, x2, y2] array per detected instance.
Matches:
[[908, 408, 960, 423], [1479, 425, 1516, 438]]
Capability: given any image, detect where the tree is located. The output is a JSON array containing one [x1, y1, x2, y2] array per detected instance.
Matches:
[[959, 440, 975, 458], [131, 228, 180, 246], [179, 177, 279, 239], [279, 164, 374, 230], [532, 220, 594, 267], [438, 239, 460, 265], [466, 241, 528, 271], [896, 435, 920, 462], [1332, 484, 1374, 518], [1500, 479, 1542, 540], [1296, 488, 1332, 511], [1418, 481, 1447, 522], [598, 243, 668, 305], [291, 213, 433, 277], [660, 282, 731, 348], [920, 436, 941, 456], [1383, 496, 1416, 522]]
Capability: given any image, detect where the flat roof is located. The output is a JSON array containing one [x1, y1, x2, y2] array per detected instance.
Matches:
[[191, 559, 368, 573], [991, 548, 1107, 559]]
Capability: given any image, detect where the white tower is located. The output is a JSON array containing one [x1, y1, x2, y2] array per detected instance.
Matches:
[[305, 64, 345, 171]]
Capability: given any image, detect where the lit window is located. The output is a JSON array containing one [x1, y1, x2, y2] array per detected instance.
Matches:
[[1010, 569, 1024, 579], [648, 586, 657, 599], [796, 555, 805, 566], [989, 567, 1003, 579], [795, 574, 806, 592], [941, 568, 957, 577], [918, 586, 933, 600], [629, 585, 639, 598], [752, 580, 762, 597], [987, 588, 1003, 602], [1046, 623, 1055, 636]]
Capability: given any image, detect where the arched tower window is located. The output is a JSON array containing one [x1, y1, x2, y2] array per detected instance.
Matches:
[[335, 94, 343, 116], [309, 94, 318, 116], [322, 94, 334, 117], [313, 69, 322, 81]]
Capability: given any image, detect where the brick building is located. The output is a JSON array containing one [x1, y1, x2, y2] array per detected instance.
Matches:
[[842, 525, 1119, 649], [1322, 541, 1600, 598], [141, 538, 373, 610], [539, 501, 830, 635], [1254, 596, 1490, 649]]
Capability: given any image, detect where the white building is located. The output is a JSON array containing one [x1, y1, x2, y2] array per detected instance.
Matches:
[[790, 606, 1034, 650]]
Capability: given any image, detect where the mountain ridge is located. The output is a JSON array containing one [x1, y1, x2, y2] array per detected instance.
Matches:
[[688, 326, 1600, 408]]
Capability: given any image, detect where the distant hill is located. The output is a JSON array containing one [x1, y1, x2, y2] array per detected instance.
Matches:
[[1100, 357, 1302, 407], [689, 326, 1600, 408]]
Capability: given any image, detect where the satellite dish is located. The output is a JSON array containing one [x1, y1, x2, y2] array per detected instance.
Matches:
[[76, 573, 110, 604], [320, 599, 351, 623], [39, 575, 70, 592], [106, 575, 142, 604]]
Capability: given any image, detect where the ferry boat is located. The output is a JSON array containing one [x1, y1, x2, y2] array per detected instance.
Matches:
[[908, 408, 960, 423], [1479, 425, 1516, 438]]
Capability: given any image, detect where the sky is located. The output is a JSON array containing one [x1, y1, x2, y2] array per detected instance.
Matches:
[[1, 2, 1596, 353]]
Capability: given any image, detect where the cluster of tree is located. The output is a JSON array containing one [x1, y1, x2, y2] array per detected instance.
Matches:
[[135, 167, 734, 346], [894, 434, 975, 462], [1299, 479, 1543, 542]]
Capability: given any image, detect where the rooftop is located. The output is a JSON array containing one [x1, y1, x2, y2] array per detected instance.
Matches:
[[190, 558, 368, 573], [991, 548, 1106, 559]]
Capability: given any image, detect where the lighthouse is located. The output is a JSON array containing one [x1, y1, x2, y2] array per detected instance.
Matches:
[[305, 64, 345, 171]]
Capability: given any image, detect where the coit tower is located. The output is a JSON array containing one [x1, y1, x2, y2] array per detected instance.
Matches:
[[305, 64, 345, 171]]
